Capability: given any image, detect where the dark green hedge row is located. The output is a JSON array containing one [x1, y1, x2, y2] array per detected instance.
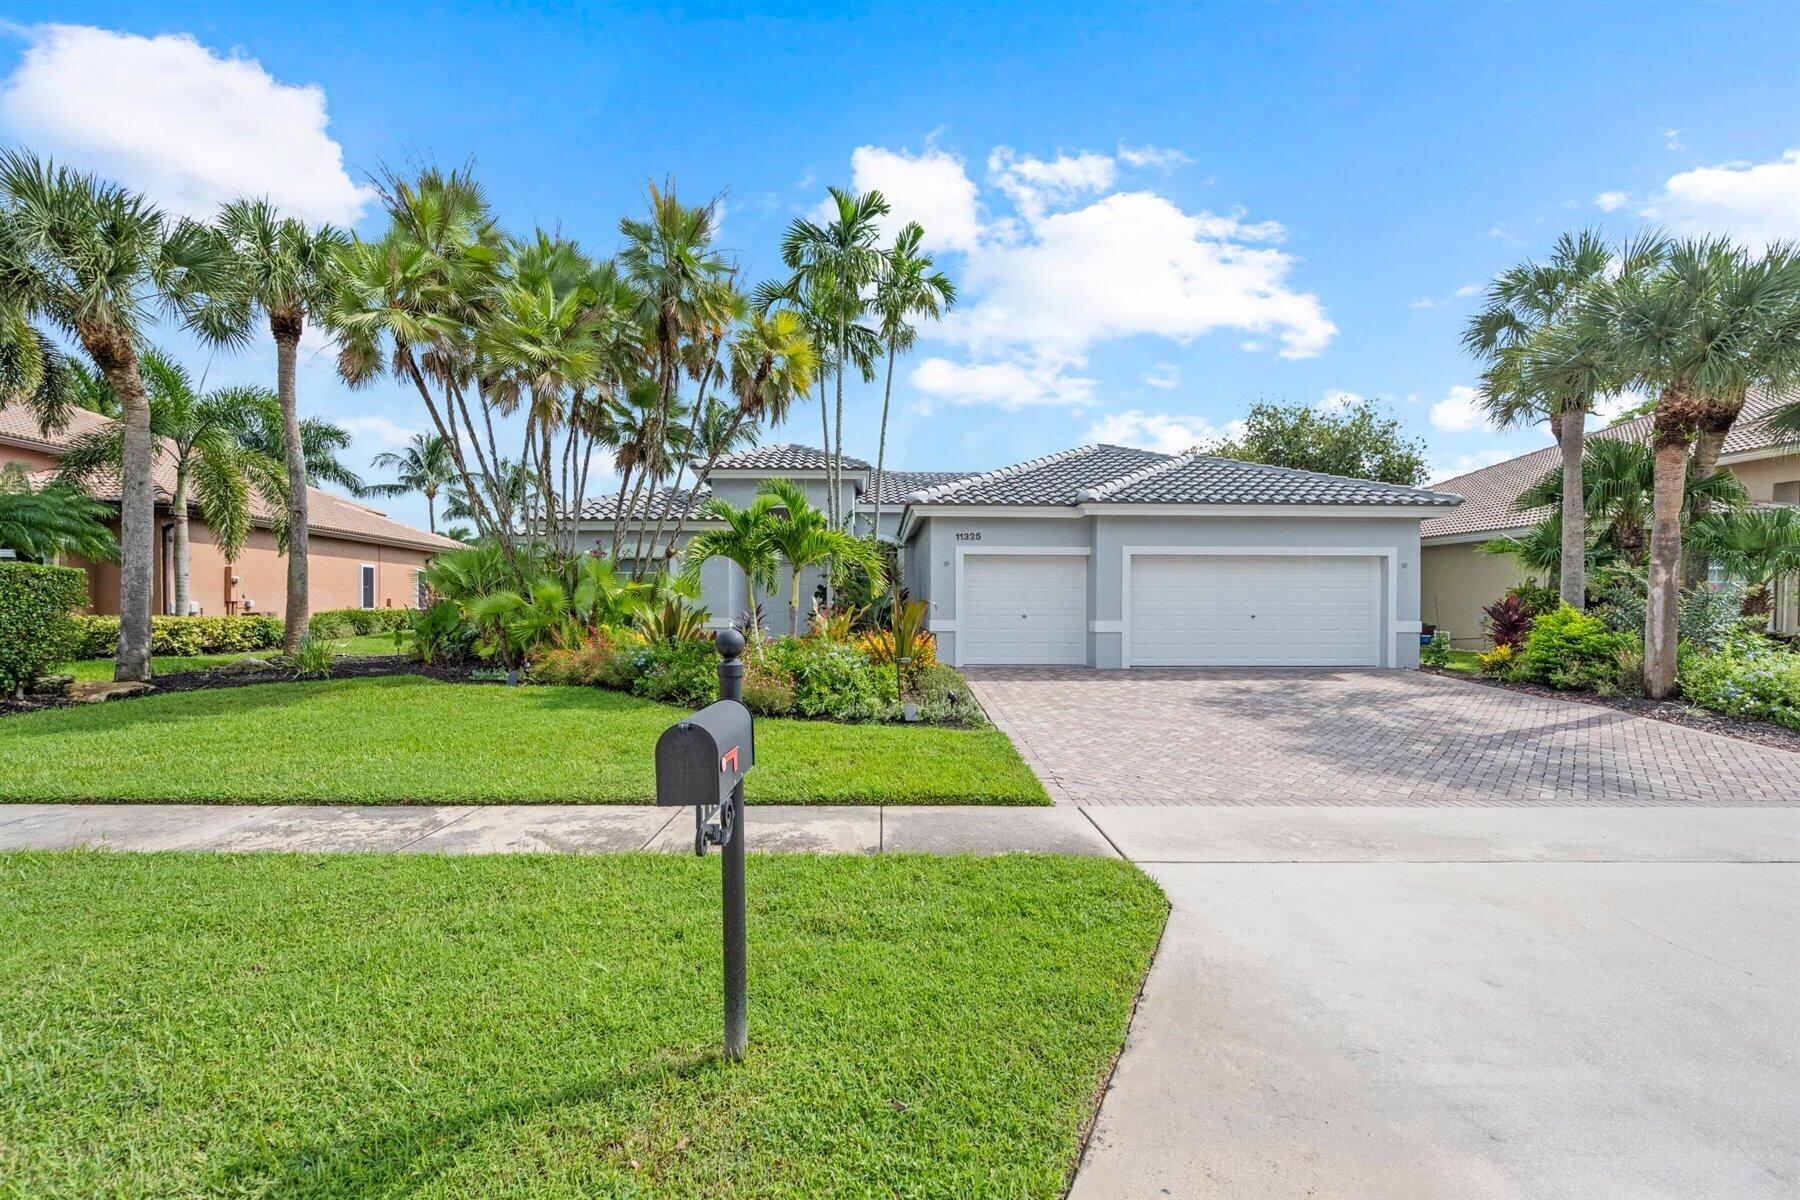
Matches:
[[0, 563, 89, 694], [68, 614, 284, 659], [309, 608, 411, 635]]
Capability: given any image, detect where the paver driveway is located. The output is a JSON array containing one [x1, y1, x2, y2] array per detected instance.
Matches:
[[965, 667, 1800, 806]]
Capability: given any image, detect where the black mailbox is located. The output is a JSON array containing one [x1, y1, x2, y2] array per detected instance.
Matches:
[[655, 699, 754, 808]]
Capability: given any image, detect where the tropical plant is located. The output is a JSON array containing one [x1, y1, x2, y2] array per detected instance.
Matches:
[[809, 604, 861, 642], [1420, 630, 1451, 666], [233, 406, 367, 497], [288, 632, 337, 679], [1481, 594, 1535, 649], [0, 151, 241, 680], [1688, 505, 1800, 617], [367, 432, 457, 534], [1679, 641, 1800, 730], [870, 223, 955, 537], [0, 464, 117, 562], [1513, 604, 1625, 690], [681, 492, 780, 635], [217, 198, 349, 652], [56, 350, 287, 617], [396, 599, 472, 664], [758, 478, 887, 635], [636, 592, 711, 642]]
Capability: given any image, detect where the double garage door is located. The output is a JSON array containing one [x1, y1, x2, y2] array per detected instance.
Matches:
[[958, 551, 1382, 667]]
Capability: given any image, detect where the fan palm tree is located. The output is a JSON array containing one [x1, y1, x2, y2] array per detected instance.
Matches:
[[1687, 506, 1800, 618], [1590, 237, 1798, 697], [1464, 230, 1660, 610], [0, 463, 118, 562], [870, 223, 955, 538], [1513, 436, 1746, 564], [235, 408, 367, 497], [757, 478, 886, 635], [681, 491, 781, 636], [56, 350, 287, 617], [217, 198, 350, 652], [1689, 244, 1800, 483], [0, 152, 241, 680], [368, 433, 456, 534]]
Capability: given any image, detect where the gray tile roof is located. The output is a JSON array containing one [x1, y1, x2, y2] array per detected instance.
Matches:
[[712, 443, 870, 472], [579, 487, 710, 521], [1077, 453, 1462, 507], [862, 470, 977, 507], [907, 445, 1172, 505]]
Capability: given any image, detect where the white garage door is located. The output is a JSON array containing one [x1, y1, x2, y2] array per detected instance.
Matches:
[[960, 554, 1087, 665], [1128, 554, 1381, 667]]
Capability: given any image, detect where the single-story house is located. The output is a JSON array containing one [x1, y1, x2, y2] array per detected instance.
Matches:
[[1, 405, 458, 617], [1421, 392, 1800, 648], [577, 442, 1463, 668]]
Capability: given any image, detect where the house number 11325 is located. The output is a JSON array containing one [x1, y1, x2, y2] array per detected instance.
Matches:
[[954, 531, 982, 542]]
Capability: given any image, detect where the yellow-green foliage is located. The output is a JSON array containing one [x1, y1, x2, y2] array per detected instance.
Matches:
[[0, 563, 88, 693], [69, 614, 283, 658]]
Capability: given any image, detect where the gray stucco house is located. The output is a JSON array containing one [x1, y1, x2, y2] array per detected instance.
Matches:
[[575, 442, 1462, 669]]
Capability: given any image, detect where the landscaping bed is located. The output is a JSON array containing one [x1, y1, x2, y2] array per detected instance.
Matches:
[[0, 675, 1048, 804], [0, 850, 1165, 1198]]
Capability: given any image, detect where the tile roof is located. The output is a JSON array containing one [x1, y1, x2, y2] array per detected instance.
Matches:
[[1, 403, 458, 552], [578, 487, 711, 521], [1076, 453, 1463, 507], [712, 443, 871, 472], [1421, 389, 1799, 539], [907, 444, 1172, 505], [860, 470, 976, 507]]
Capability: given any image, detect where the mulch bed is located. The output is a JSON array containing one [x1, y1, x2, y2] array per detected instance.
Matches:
[[1423, 666, 1800, 753]]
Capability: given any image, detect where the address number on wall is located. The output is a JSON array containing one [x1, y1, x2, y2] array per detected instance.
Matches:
[[954, 531, 982, 542]]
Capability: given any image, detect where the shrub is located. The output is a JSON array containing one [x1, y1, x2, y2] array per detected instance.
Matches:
[[1514, 604, 1626, 690], [631, 637, 719, 706], [905, 661, 986, 725], [1476, 642, 1515, 675], [1680, 644, 1800, 730], [742, 664, 797, 716], [1678, 581, 1746, 652], [0, 563, 88, 695], [67, 614, 283, 658], [856, 627, 938, 672], [289, 633, 337, 679], [1420, 630, 1450, 666], [1506, 582, 1561, 617], [756, 636, 892, 720], [309, 608, 412, 637], [809, 605, 861, 642], [398, 600, 472, 665], [1482, 594, 1535, 649]]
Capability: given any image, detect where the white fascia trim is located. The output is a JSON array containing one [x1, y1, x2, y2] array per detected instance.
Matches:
[[1118, 545, 1396, 669], [1718, 446, 1800, 467], [949, 544, 1091, 668], [897, 504, 1079, 544], [1421, 528, 1528, 546], [1080, 503, 1456, 519]]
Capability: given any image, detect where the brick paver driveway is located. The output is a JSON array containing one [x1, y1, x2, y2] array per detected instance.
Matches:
[[965, 667, 1800, 806]]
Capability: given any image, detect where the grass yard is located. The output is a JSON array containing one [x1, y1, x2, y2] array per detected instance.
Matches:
[[58, 633, 398, 682], [0, 675, 1048, 804], [0, 850, 1165, 1199], [1442, 648, 1481, 673]]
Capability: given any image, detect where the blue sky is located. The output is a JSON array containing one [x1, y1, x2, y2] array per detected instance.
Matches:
[[3, 1, 1797, 531]]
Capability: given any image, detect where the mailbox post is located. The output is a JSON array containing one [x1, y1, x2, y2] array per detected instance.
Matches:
[[653, 630, 752, 1061]]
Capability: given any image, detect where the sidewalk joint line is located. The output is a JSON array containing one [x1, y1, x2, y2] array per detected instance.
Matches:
[[1077, 807, 1129, 861]]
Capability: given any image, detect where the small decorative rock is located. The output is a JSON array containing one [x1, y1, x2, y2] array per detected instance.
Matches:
[[28, 674, 75, 697], [67, 680, 156, 703], [215, 657, 272, 675]]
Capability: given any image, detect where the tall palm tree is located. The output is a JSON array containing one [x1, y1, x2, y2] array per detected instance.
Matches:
[[778, 188, 891, 522], [1690, 244, 1800, 483], [1591, 237, 1797, 697], [0, 152, 241, 680], [758, 477, 886, 635], [217, 198, 349, 652], [680, 491, 781, 636], [56, 350, 287, 617], [367, 433, 456, 534], [870, 223, 955, 537], [1464, 230, 1658, 610], [0, 463, 118, 563]]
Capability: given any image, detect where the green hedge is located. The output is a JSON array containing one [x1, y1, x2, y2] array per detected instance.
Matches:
[[69, 614, 284, 659], [0, 563, 89, 694], [1680, 646, 1800, 731], [309, 607, 412, 636]]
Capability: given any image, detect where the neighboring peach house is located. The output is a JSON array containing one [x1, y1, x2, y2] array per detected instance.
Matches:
[[1, 405, 458, 619], [1421, 391, 1800, 648]]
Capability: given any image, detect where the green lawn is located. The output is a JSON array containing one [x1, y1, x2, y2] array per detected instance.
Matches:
[[0, 851, 1165, 1199], [59, 633, 398, 682], [1442, 649, 1481, 673], [0, 675, 1048, 804]]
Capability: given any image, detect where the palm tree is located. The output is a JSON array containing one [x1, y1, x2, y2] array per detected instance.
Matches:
[[235, 408, 367, 497], [0, 152, 240, 680], [217, 198, 349, 652], [870, 223, 955, 537], [778, 188, 891, 522], [1591, 237, 1798, 697], [1689, 244, 1800, 483], [367, 433, 456, 534], [758, 477, 887, 635], [1464, 230, 1656, 610], [1512, 437, 1745, 564], [1688, 506, 1800, 618], [56, 350, 287, 617], [0, 463, 118, 562], [681, 492, 781, 636]]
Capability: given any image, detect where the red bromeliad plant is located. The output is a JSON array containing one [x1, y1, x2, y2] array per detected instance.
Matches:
[[1482, 594, 1536, 649]]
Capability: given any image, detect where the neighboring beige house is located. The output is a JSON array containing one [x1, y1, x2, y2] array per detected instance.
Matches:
[[1, 406, 458, 618], [1422, 392, 1800, 648]]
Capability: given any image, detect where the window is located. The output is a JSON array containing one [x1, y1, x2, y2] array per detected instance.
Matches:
[[360, 564, 376, 609]]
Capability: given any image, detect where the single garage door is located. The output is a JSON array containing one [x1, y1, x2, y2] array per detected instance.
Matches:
[[1128, 554, 1381, 667], [961, 554, 1087, 665]]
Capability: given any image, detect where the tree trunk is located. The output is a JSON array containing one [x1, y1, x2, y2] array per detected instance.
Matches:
[[1558, 406, 1586, 609], [172, 466, 191, 618], [872, 341, 896, 542], [81, 324, 153, 681], [817, 374, 832, 522], [273, 317, 309, 653], [425, 488, 437, 535], [832, 321, 846, 529], [790, 565, 802, 638], [1686, 402, 1742, 588], [1644, 387, 1704, 700]]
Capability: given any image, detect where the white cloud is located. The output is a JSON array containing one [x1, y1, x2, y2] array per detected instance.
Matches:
[[1410, 297, 1438, 309], [1663, 128, 1685, 152], [0, 24, 374, 225], [910, 355, 1096, 411], [1117, 143, 1192, 170], [338, 414, 425, 450], [840, 143, 982, 253], [1591, 389, 1650, 426], [1429, 446, 1518, 485], [1637, 148, 1800, 247], [1317, 389, 1363, 414], [1429, 384, 1488, 432], [1454, 282, 1484, 297], [1594, 190, 1629, 212], [1142, 362, 1180, 390], [987, 147, 1117, 222], [1087, 409, 1243, 455]]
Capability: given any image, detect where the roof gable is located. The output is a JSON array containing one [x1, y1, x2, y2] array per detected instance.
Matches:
[[712, 443, 871, 473], [1078, 453, 1462, 507]]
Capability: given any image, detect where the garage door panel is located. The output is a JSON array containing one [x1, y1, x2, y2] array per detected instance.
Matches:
[[1129, 554, 1380, 667], [962, 554, 1087, 665]]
